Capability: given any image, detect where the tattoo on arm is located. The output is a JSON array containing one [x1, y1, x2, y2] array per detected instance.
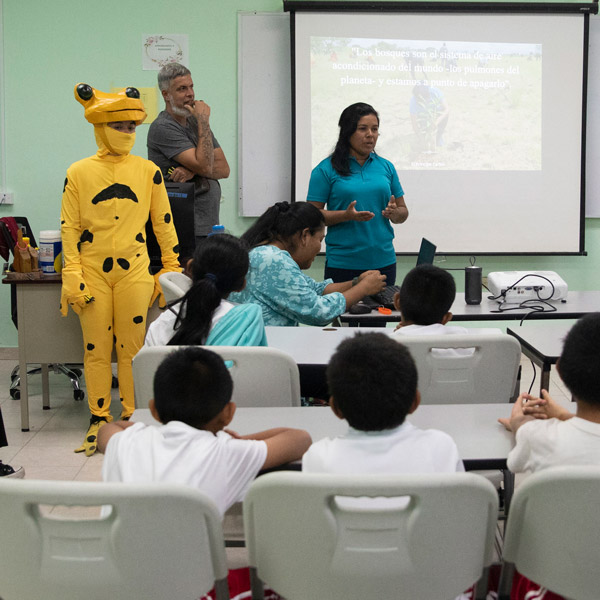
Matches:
[[197, 117, 215, 173]]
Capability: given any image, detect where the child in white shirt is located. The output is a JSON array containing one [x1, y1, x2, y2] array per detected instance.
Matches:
[[99, 346, 311, 517], [302, 332, 463, 475], [498, 312, 600, 600], [391, 264, 468, 337], [391, 264, 477, 361]]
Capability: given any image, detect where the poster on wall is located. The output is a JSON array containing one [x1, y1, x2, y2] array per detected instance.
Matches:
[[142, 34, 189, 70]]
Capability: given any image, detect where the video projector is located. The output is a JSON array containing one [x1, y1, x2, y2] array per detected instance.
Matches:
[[487, 271, 568, 302]]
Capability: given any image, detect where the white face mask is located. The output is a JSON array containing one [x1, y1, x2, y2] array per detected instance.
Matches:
[[94, 124, 136, 155]]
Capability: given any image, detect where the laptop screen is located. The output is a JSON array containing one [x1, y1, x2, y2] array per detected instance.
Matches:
[[416, 238, 437, 266]]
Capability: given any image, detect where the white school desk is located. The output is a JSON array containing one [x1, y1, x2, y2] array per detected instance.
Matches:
[[340, 291, 600, 326], [507, 323, 573, 396], [265, 325, 502, 365], [132, 403, 517, 509], [132, 404, 514, 472], [265, 326, 384, 365]]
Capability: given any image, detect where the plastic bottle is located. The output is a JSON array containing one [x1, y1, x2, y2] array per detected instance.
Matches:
[[208, 224, 226, 236], [39, 230, 62, 274]]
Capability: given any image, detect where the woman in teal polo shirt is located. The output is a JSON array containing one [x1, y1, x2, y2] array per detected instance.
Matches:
[[307, 102, 408, 286]]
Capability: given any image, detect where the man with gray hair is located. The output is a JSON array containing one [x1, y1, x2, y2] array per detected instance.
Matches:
[[148, 63, 230, 247]]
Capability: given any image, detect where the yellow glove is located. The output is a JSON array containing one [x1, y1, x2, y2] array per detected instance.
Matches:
[[60, 292, 95, 316], [60, 270, 93, 316]]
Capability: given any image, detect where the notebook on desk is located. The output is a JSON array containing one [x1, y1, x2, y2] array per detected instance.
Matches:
[[364, 238, 437, 309]]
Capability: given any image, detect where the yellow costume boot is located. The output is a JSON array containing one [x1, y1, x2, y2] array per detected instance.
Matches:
[[74, 416, 108, 456]]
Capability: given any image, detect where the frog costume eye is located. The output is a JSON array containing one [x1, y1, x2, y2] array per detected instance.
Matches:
[[74, 83, 146, 125], [76, 83, 94, 101]]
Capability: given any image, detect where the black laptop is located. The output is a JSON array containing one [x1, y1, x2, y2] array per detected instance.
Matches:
[[364, 238, 437, 308]]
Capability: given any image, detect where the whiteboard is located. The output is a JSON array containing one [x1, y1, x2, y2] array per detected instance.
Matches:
[[239, 11, 598, 220], [238, 12, 291, 217]]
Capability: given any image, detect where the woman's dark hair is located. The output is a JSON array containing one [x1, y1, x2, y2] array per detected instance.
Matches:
[[331, 102, 379, 176], [241, 201, 325, 249], [168, 234, 249, 346]]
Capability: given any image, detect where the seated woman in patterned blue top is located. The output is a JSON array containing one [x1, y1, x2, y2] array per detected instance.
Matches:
[[230, 201, 385, 327]]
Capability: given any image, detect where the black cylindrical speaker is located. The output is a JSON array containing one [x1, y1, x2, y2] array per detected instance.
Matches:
[[465, 266, 482, 305]]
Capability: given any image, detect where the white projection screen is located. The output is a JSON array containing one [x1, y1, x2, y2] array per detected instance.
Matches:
[[293, 11, 588, 254]]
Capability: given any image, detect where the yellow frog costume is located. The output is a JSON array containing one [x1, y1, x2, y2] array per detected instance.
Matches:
[[61, 84, 180, 455]]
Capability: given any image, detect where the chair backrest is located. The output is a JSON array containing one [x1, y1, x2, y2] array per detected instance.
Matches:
[[0, 216, 38, 249], [133, 345, 301, 409], [396, 333, 521, 404], [244, 471, 499, 600], [0, 479, 229, 600], [499, 465, 600, 600], [159, 270, 192, 304]]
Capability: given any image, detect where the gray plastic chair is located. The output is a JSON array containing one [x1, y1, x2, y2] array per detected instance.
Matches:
[[159, 270, 192, 304], [498, 465, 600, 600], [244, 471, 499, 600], [133, 345, 301, 409], [0, 479, 229, 600], [396, 333, 521, 404]]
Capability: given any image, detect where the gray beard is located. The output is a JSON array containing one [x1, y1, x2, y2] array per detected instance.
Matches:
[[170, 104, 189, 118]]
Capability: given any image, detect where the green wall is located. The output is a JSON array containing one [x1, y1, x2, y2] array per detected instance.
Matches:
[[0, 0, 598, 346]]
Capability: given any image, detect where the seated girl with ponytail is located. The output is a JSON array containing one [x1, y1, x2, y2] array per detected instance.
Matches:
[[144, 234, 267, 347], [229, 201, 386, 327]]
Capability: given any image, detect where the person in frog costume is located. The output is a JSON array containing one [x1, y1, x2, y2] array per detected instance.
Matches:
[[61, 83, 180, 456]]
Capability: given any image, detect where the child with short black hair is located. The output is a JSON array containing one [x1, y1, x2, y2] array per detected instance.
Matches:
[[501, 312, 600, 472], [99, 346, 311, 516], [392, 264, 467, 335], [302, 333, 463, 473], [497, 313, 600, 600]]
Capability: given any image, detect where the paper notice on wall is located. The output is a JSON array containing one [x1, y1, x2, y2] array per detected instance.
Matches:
[[142, 34, 189, 70]]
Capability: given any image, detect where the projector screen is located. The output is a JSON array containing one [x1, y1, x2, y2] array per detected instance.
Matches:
[[293, 11, 587, 254]]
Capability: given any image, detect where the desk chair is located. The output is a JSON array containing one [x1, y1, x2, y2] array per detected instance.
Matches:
[[133, 345, 301, 409], [498, 466, 600, 600], [244, 471, 499, 600], [397, 333, 521, 404], [0, 479, 229, 600], [159, 270, 192, 304], [0, 217, 84, 401]]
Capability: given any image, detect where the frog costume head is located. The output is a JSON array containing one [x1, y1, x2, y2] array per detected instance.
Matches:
[[74, 83, 147, 156]]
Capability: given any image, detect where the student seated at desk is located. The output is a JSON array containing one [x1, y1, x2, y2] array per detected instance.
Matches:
[[391, 264, 474, 357], [98, 346, 311, 517], [392, 264, 468, 337], [144, 234, 267, 347], [229, 201, 385, 327], [302, 333, 464, 475], [303, 333, 475, 600], [498, 313, 600, 600]]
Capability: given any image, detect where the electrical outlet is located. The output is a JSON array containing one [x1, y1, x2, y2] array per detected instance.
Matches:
[[0, 193, 14, 205]]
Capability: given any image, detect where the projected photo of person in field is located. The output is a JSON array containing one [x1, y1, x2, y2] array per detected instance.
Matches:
[[410, 82, 449, 153]]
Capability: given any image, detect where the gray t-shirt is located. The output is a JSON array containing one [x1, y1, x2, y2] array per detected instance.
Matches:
[[148, 110, 221, 236]]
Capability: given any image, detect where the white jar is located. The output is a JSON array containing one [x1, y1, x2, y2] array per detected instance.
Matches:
[[39, 230, 62, 274]]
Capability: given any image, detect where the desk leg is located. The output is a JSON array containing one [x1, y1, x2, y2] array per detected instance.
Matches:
[[19, 356, 29, 432], [503, 469, 515, 517], [540, 363, 551, 396], [41, 364, 50, 410]]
